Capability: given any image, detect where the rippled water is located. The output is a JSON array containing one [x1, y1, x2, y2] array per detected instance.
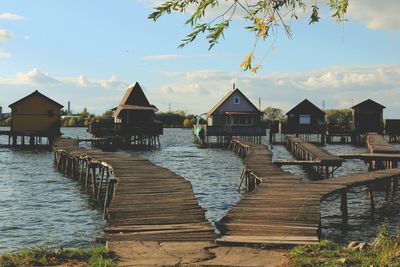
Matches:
[[1, 127, 399, 253], [271, 141, 400, 244], [119, 128, 243, 226], [0, 127, 105, 253]]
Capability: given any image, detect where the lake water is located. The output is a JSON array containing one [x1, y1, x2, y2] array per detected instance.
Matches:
[[1, 127, 400, 253]]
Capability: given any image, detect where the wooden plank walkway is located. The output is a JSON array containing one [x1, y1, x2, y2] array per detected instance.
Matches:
[[366, 133, 400, 154], [285, 135, 344, 178], [53, 138, 215, 243], [217, 139, 400, 245], [338, 153, 400, 161], [286, 135, 344, 165]]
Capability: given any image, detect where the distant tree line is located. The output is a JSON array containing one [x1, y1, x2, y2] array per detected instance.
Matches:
[[61, 108, 113, 127], [61, 109, 204, 128], [156, 111, 205, 128], [0, 115, 11, 127], [262, 107, 353, 126]]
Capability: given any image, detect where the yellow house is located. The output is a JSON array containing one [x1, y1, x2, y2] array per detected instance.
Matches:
[[9, 90, 64, 136]]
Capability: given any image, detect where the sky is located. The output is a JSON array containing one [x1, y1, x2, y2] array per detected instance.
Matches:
[[0, 0, 400, 118]]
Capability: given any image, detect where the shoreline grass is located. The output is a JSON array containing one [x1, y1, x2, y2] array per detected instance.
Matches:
[[0, 245, 117, 267], [290, 222, 400, 266]]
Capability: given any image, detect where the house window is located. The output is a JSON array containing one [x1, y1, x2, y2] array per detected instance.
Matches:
[[233, 96, 240, 104], [48, 109, 54, 117], [299, 115, 311, 125]]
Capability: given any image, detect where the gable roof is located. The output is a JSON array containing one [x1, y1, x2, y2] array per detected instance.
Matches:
[[207, 88, 260, 116], [286, 99, 325, 116], [9, 90, 64, 108], [352, 99, 385, 109], [114, 82, 158, 118]]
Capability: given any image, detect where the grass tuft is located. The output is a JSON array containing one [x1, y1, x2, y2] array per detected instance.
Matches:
[[0, 245, 117, 267], [290, 221, 400, 267]]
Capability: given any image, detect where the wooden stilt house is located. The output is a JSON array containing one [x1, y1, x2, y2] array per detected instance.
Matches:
[[352, 99, 385, 135], [284, 99, 326, 143], [89, 82, 163, 147], [195, 87, 265, 145], [6, 90, 63, 146]]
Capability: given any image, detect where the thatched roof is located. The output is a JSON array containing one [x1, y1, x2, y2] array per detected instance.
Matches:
[[114, 82, 158, 118]]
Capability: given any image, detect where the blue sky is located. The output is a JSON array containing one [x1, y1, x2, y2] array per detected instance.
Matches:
[[1, 0, 400, 117]]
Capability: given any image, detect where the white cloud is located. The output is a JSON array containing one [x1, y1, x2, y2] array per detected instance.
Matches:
[[0, 49, 11, 59], [348, 0, 400, 32], [0, 29, 12, 44], [2, 65, 400, 117], [0, 12, 25, 21], [0, 69, 130, 114], [147, 65, 400, 117], [0, 68, 128, 90], [15, 68, 60, 85], [143, 54, 180, 61]]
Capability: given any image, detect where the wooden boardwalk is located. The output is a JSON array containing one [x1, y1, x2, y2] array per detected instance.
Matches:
[[366, 133, 400, 154], [285, 135, 344, 177], [217, 139, 400, 245], [53, 138, 215, 243]]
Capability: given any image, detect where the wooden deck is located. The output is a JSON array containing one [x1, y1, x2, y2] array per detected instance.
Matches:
[[286, 135, 344, 165], [285, 135, 344, 177], [53, 138, 215, 243], [217, 139, 400, 245], [366, 133, 400, 154]]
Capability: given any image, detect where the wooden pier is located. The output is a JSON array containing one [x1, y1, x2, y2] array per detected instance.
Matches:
[[53, 138, 215, 243], [285, 135, 344, 178], [217, 139, 400, 245]]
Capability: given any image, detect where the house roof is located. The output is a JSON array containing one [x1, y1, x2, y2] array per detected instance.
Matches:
[[9, 90, 64, 108], [119, 104, 158, 112], [207, 88, 260, 116], [286, 99, 325, 116], [352, 99, 385, 109], [114, 82, 158, 118]]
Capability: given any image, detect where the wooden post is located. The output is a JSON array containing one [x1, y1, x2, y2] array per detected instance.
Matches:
[[79, 160, 84, 182], [85, 162, 90, 188], [368, 185, 375, 212], [91, 165, 97, 195], [385, 179, 391, 201], [98, 168, 107, 200], [340, 189, 348, 223]]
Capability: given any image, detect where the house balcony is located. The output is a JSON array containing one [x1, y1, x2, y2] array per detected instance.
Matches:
[[198, 125, 266, 137], [89, 121, 163, 137]]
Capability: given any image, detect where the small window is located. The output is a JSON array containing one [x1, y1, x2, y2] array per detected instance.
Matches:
[[233, 96, 240, 104], [299, 115, 311, 125], [48, 109, 54, 117]]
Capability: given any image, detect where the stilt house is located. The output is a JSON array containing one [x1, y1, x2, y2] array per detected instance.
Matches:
[[9, 90, 63, 136], [89, 82, 163, 146], [285, 99, 326, 134], [198, 87, 265, 144], [352, 99, 385, 135]]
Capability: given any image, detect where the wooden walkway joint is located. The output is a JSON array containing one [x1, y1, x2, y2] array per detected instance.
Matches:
[[217, 138, 400, 245], [286, 135, 344, 178]]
